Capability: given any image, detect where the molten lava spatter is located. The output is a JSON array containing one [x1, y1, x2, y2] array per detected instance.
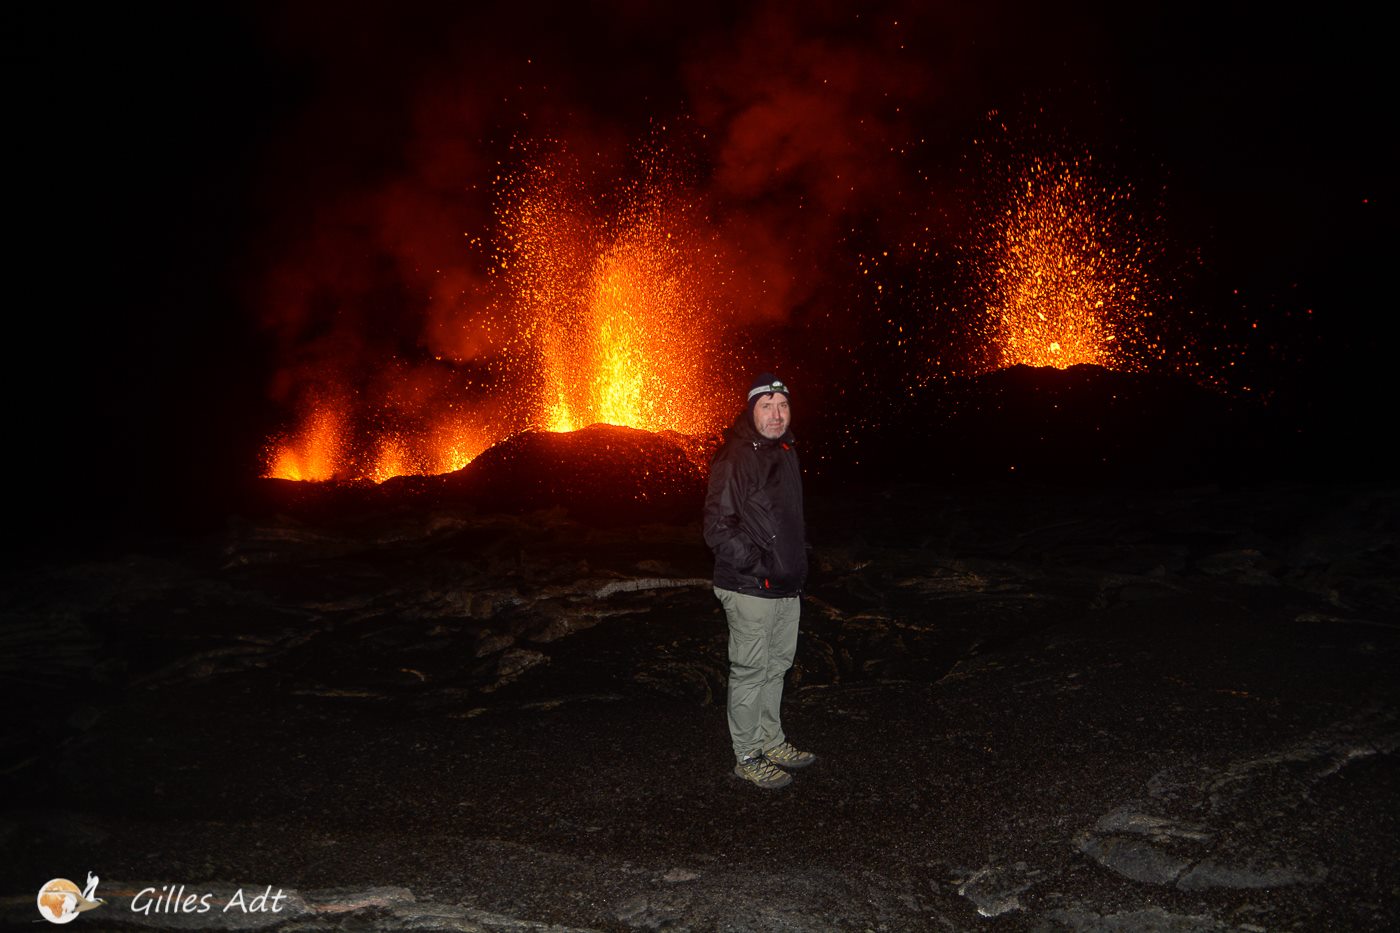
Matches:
[[496, 148, 730, 437], [981, 155, 1151, 371], [264, 399, 500, 484], [265, 404, 346, 482], [861, 122, 1193, 392], [263, 143, 733, 483]]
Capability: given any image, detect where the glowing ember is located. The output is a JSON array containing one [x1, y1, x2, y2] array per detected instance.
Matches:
[[265, 404, 345, 482], [263, 143, 733, 483], [264, 403, 498, 483], [980, 154, 1151, 371], [496, 148, 729, 437], [859, 119, 1200, 392], [427, 415, 494, 475], [370, 435, 410, 485]]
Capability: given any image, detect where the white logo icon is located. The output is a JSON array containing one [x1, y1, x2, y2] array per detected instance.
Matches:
[[36, 874, 103, 924]]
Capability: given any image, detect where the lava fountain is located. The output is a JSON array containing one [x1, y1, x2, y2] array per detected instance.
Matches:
[[264, 402, 346, 483], [262, 144, 733, 483], [974, 152, 1160, 373], [496, 150, 730, 437]]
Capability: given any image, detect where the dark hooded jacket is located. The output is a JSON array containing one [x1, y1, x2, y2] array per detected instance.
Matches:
[[703, 407, 808, 598]]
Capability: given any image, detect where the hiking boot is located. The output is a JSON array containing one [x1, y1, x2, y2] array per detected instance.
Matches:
[[734, 754, 793, 789], [763, 741, 816, 769]]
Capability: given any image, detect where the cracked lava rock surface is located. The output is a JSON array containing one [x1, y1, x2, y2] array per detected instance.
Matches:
[[3, 479, 1398, 931]]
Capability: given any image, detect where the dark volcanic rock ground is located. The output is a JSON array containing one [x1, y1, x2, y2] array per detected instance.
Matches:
[[3, 480, 1398, 931]]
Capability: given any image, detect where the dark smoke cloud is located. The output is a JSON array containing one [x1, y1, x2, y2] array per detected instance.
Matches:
[[690, 4, 932, 211], [17, 0, 1382, 541], [247, 0, 961, 424], [243, 0, 1380, 446], [682, 2, 938, 326]]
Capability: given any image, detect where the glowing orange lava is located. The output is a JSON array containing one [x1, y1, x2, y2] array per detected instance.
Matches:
[[983, 157, 1149, 371], [264, 403, 498, 483], [263, 145, 731, 483], [496, 149, 729, 437], [265, 405, 345, 482]]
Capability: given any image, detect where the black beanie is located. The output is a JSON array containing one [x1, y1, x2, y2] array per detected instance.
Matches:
[[746, 373, 791, 409]]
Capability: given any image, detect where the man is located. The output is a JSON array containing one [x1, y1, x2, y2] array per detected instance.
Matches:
[[703, 373, 817, 789]]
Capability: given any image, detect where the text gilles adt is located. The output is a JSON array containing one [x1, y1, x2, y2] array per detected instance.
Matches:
[[131, 884, 288, 915]]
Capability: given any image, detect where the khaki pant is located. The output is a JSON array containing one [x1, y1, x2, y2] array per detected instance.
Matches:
[[715, 587, 800, 760]]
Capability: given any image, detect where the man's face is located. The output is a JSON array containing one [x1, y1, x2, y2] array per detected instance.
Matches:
[[752, 393, 791, 439]]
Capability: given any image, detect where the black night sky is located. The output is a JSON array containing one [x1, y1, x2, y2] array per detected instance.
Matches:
[[13, 1, 1393, 551]]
